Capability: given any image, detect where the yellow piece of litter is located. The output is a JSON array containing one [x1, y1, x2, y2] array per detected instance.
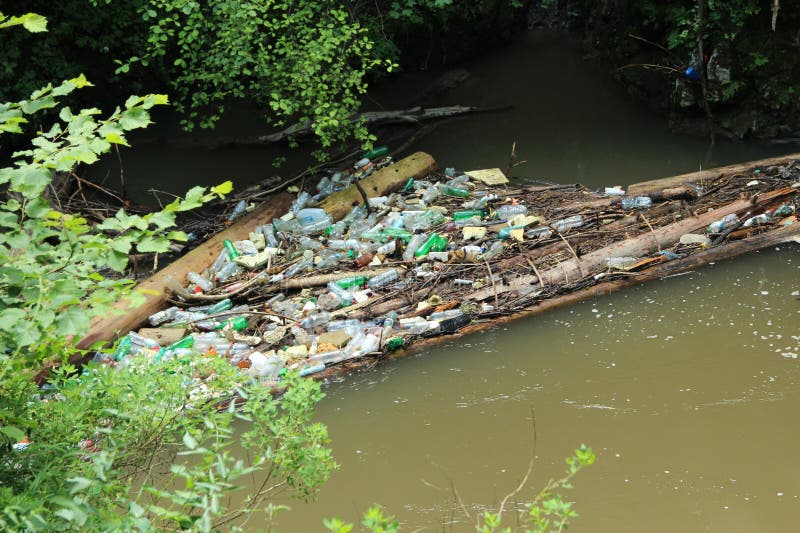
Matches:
[[465, 168, 509, 185], [508, 228, 525, 242], [509, 214, 541, 227], [463, 226, 487, 240]]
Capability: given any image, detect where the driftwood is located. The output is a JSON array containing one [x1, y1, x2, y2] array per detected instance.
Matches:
[[627, 153, 800, 196], [319, 152, 437, 220], [133, 106, 508, 149]]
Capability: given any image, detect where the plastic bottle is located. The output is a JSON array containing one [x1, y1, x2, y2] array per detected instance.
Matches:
[[454, 210, 486, 220], [525, 226, 552, 240], [480, 241, 505, 261], [414, 233, 447, 257], [128, 332, 160, 350], [707, 213, 739, 233], [187, 272, 213, 292], [249, 352, 285, 378], [328, 239, 361, 251], [236, 240, 259, 256], [429, 309, 463, 321], [403, 233, 428, 261], [453, 278, 474, 286], [317, 252, 342, 270], [354, 157, 371, 168], [205, 299, 233, 315], [335, 276, 368, 289], [363, 146, 389, 160], [299, 363, 326, 377], [222, 239, 240, 260], [113, 336, 133, 361], [258, 224, 280, 247], [327, 281, 354, 304], [376, 240, 397, 256], [770, 204, 795, 217], [742, 213, 771, 227], [226, 200, 247, 222], [383, 228, 413, 242], [605, 257, 638, 270], [210, 249, 229, 273], [355, 252, 374, 268], [408, 210, 445, 231], [437, 184, 470, 198], [446, 174, 470, 188], [148, 306, 181, 326], [301, 312, 331, 329], [290, 191, 311, 213], [215, 262, 241, 282], [219, 316, 249, 331], [273, 218, 303, 234], [325, 221, 347, 238], [297, 236, 323, 251], [495, 205, 528, 220], [368, 269, 400, 288], [317, 292, 343, 310], [620, 196, 653, 209], [551, 215, 583, 233], [422, 185, 441, 204], [284, 258, 312, 278]]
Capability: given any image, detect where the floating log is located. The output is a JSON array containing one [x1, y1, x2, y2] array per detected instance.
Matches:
[[627, 153, 800, 196], [319, 152, 436, 220]]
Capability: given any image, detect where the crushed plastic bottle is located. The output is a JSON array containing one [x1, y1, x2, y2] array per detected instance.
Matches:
[[495, 205, 527, 220], [551, 215, 583, 233], [605, 256, 638, 270], [707, 213, 739, 233], [620, 196, 653, 209]]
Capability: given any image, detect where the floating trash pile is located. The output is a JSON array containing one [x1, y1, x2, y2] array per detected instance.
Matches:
[[95, 152, 800, 388]]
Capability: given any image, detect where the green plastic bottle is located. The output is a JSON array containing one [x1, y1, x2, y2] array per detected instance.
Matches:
[[363, 146, 389, 160], [382, 228, 413, 242], [438, 185, 470, 198], [402, 178, 415, 191], [222, 239, 239, 259], [113, 336, 132, 362], [154, 335, 194, 362], [222, 316, 249, 331], [414, 233, 443, 257], [453, 210, 486, 220], [206, 298, 233, 314], [360, 230, 387, 243], [386, 337, 404, 351], [335, 276, 368, 289]]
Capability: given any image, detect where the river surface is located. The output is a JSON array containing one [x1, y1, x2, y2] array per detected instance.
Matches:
[[117, 31, 799, 531]]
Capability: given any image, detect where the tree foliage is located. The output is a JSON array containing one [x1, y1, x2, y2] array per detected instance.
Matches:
[[0, 16, 336, 531]]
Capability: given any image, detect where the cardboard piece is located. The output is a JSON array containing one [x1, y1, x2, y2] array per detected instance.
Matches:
[[465, 168, 509, 186]]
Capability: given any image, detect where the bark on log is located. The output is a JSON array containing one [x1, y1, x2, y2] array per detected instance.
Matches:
[[74, 193, 294, 351], [319, 152, 437, 220], [627, 153, 800, 196]]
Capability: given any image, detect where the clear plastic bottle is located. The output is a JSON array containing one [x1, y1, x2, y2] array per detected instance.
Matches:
[[376, 240, 397, 256], [328, 239, 361, 251], [403, 233, 428, 261], [327, 281, 354, 303], [215, 262, 241, 282], [317, 252, 342, 270], [290, 191, 311, 213], [743, 213, 771, 227], [187, 272, 213, 292], [368, 269, 400, 288], [429, 309, 463, 321], [707, 213, 739, 233], [258, 223, 280, 247], [325, 221, 347, 238], [495, 205, 528, 220], [297, 236, 323, 251], [317, 292, 343, 310], [148, 306, 181, 326], [479, 241, 505, 261], [210, 249, 229, 273], [301, 312, 331, 330], [422, 185, 441, 204], [226, 200, 247, 222], [605, 256, 638, 270], [284, 258, 312, 278], [551, 215, 583, 233], [620, 196, 653, 209]]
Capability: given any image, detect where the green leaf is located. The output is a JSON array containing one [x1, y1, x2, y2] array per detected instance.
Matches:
[[24, 197, 53, 219], [119, 107, 151, 130], [211, 181, 233, 196], [183, 432, 197, 450], [55, 307, 91, 337], [16, 13, 48, 33], [0, 425, 26, 442], [10, 166, 51, 198], [136, 235, 170, 253]]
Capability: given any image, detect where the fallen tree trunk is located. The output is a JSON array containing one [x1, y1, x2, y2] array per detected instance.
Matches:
[[627, 153, 800, 196], [319, 152, 436, 220], [467, 187, 796, 302]]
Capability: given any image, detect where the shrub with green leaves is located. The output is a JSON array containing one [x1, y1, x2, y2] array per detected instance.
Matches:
[[1, 15, 336, 531]]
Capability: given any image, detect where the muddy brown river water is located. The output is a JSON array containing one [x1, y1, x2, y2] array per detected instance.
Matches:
[[113, 30, 799, 532]]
